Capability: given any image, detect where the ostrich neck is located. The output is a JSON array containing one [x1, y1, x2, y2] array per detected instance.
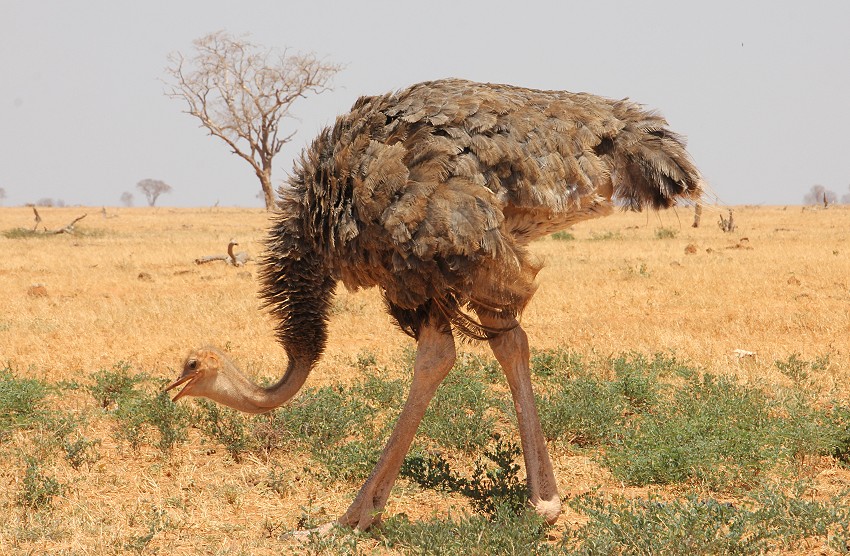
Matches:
[[232, 225, 336, 415], [211, 354, 314, 414]]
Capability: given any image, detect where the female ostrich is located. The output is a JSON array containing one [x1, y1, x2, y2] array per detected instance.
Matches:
[[166, 79, 703, 531]]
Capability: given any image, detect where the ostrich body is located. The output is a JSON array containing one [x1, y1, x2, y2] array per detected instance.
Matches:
[[167, 79, 703, 531]]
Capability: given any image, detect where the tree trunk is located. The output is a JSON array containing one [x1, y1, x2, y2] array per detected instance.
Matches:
[[259, 167, 275, 211], [692, 203, 703, 228]]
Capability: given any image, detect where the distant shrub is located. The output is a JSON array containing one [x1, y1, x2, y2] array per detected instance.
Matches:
[[774, 353, 830, 384], [551, 230, 575, 241], [655, 227, 678, 239], [2, 228, 44, 239], [1, 227, 107, 239], [589, 230, 623, 241]]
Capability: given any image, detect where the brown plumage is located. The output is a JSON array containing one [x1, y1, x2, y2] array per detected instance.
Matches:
[[264, 78, 702, 343], [169, 78, 703, 532]]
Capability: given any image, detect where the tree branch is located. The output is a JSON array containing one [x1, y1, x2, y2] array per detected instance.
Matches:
[[164, 31, 342, 209]]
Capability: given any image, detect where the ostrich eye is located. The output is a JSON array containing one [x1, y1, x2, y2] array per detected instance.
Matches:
[[187, 359, 198, 371]]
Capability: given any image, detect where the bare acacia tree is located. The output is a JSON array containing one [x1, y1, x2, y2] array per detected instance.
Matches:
[[137, 179, 173, 206], [0, 187, 6, 205], [842, 184, 850, 205], [120, 191, 134, 207], [803, 184, 837, 206], [164, 31, 341, 209]]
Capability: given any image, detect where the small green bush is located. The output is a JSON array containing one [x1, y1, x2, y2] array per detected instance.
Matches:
[[0, 367, 52, 440], [530, 348, 585, 380], [589, 230, 623, 241], [533, 353, 670, 446], [611, 352, 693, 381], [610, 354, 664, 411], [113, 390, 191, 453], [19, 457, 63, 510], [275, 385, 374, 449], [123, 507, 171, 553], [194, 398, 253, 461], [110, 376, 191, 452], [420, 377, 495, 453], [88, 362, 147, 409], [63, 436, 101, 470], [655, 227, 679, 239], [351, 372, 406, 414], [264, 385, 381, 482], [88, 364, 190, 453], [355, 350, 378, 371], [401, 437, 528, 517], [825, 404, 850, 465], [313, 437, 382, 482], [551, 230, 575, 241], [774, 353, 830, 384], [537, 376, 623, 446]]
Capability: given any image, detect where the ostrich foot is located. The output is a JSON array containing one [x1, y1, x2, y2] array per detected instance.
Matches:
[[283, 499, 381, 542], [337, 490, 384, 530], [532, 495, 562, 524]]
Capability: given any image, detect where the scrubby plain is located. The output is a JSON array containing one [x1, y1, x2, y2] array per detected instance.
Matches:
[[1, 204, 848, 554]]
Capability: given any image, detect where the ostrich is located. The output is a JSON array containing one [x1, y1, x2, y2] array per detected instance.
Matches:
[[166, 78, 703, 531]]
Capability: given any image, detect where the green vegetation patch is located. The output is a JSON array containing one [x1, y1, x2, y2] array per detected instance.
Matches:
[[551, 230, 576, 241], [401, 437, 528, 517], [566, 485, 850, 555], [419, 365, 497, 453], [604, 372, 779, 489], [2, 227, 108, 239], [589, 230, 623, 241], [379, 506, 554, 556], [89, 362, 190, 452], [655, 227, 679, 239], [19, 457, 64, 510], [0, 367, 54, 440]]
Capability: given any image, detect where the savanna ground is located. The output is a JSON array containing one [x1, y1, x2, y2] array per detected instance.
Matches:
[[1, 204, 849, 555]]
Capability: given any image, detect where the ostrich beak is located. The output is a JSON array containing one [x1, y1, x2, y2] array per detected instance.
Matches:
[[164, 371, 199, 402]]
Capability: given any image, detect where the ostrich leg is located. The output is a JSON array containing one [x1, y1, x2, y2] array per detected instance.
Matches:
[[338, 319, 456, 530], [479, 314, 561, 523]]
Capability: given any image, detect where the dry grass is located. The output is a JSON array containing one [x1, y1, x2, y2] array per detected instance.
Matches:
[[1, 204, 848, 554]]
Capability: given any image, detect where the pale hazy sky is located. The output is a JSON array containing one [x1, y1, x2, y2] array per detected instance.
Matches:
[[2, 1, 849, 207]]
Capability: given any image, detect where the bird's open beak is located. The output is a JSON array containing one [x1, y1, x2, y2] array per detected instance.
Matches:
[[164, 372, 199, 402]]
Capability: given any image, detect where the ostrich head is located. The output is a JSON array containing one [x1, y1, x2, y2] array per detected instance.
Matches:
[[165, 346, 311, 414], [164, 347, 224, 403]]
